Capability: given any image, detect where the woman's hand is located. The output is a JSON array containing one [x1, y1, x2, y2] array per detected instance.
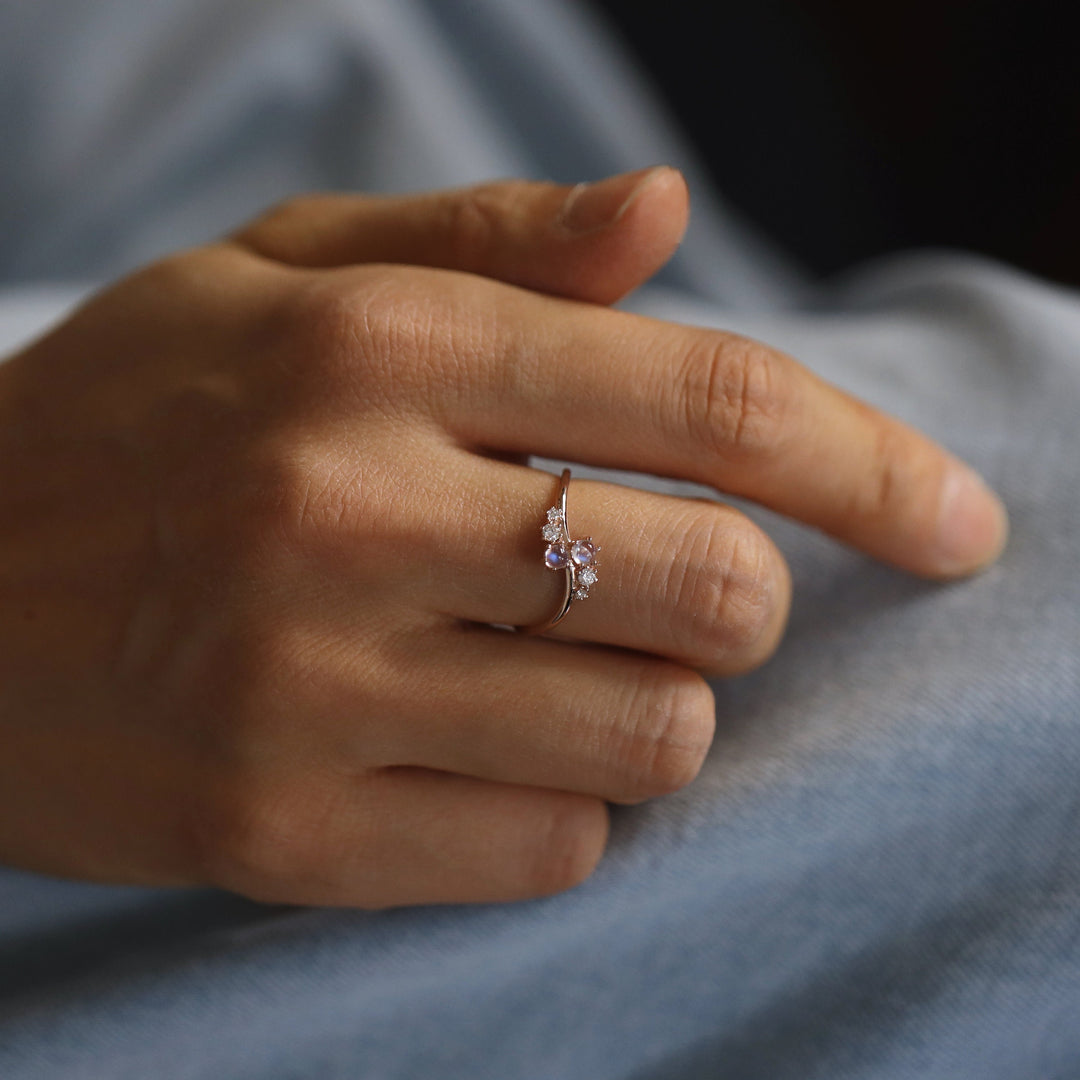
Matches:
[[0, 168, 1007, 907]]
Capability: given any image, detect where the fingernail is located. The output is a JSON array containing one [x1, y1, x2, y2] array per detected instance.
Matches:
[[934, 462, 1009, 575], [558, 166, 673, 234]]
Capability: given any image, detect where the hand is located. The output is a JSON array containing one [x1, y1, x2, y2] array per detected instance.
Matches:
[[0, 168, 1007, 907]]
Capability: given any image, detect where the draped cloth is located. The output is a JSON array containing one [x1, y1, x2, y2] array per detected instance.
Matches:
[[1, 2, 1078, 1077]]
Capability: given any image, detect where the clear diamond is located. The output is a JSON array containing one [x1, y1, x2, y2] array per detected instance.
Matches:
[[542, 522, 562, 542], [546, 506, 563, 524], [579, 567, 598, 587], [573, 587, 590, 600]]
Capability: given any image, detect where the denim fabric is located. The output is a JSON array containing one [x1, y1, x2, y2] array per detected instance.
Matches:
[[1, 1, 1078, 1077]]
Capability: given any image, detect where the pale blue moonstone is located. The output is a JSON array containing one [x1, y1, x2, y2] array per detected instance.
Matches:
[[545, 544, 568, 569], [570, 540, 596, 567]]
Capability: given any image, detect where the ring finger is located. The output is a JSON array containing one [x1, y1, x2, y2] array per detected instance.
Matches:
[[357, 447, 791, 677]]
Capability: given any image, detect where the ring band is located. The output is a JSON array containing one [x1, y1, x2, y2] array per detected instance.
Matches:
[[515, 468, 600, 635]]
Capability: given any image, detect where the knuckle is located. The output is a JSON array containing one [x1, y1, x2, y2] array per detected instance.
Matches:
[[270, 270, 460, 413], [274, 273, 399, 381], [526, 797, 609, 897], [260, 193, 320, 226], [615, 665, 716, 800], [123, 247, 236, 310], [678, 334, 788, 462], [253, 446, 404, 575], [847, 418, 931, 528], [270, 450, 358, 557], [235, 193, 325, 253], [661, 511, 780, 665], [197, 778, 321, 899], [132, 248, 206, 289], [439, 183, 523, 265], [237, 624, 319, 724], [221, 438, 412, 591]]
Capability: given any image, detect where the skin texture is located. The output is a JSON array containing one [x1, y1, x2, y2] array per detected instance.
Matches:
[[0, 168, 1008, 908]]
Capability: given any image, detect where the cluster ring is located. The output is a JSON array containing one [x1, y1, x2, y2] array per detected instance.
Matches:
[[515, 468, 600, 635]]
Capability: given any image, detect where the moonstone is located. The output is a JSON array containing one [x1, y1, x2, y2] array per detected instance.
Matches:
[[544, 543, 569, 569], [570, 539, 596, 567]]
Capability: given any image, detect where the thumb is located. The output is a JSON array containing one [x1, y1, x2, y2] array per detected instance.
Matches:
[[228, 167, 689, 305]]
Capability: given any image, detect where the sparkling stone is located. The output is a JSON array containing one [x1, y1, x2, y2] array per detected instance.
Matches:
[[546, 506, 563, 524], [578, 566, 598, 587], [542, 522, 562, 542], [570, 539, 596, 567], [544, 543, 569, 570], [573, 587, 590, 600]]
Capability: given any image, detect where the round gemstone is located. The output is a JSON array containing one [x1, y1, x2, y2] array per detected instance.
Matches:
[[544, 543, 569, 570], [570, 539, 596, 567], [542, 522, 562, 542], [578, 566, 598, 587]]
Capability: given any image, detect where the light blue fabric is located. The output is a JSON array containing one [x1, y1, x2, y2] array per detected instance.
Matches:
[[1, 2, 1078, 1078]]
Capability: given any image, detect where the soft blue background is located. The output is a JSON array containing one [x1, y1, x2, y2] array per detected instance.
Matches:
[[1, 1, 1078, 1076]]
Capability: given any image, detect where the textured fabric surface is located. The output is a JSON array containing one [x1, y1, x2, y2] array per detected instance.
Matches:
[[1, 2, 1078, 1078]]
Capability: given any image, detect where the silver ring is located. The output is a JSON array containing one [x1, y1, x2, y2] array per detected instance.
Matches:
[[515, 468, 600, 635]]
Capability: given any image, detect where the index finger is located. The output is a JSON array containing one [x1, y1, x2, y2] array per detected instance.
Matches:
[[434, 276, 1007, 579]]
